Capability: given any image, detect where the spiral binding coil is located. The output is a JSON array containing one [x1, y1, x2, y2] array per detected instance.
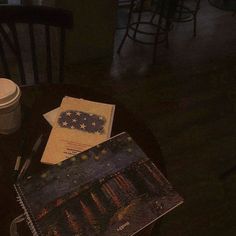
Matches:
[[14, 185, 42, 236]]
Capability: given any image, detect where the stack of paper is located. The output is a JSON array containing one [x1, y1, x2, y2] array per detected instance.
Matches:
[[41, 96, 115, 164]]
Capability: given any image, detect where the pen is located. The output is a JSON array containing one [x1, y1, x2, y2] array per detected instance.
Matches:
[[13, 156, 22, 181], [13, 136, 26, 182], [18, 134, 43, 180]]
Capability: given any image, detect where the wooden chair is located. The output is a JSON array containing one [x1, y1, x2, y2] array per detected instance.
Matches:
[[0, 5, 73, 85]]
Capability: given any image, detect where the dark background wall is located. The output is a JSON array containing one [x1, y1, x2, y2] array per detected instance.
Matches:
[[56, 0, 118, 64]]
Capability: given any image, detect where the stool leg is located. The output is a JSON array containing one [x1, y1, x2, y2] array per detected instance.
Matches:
[[193, 14, 197, 37], [153, 38, 158, 64], [133, 0, 145, 39], [166, 29, 169, 49], [117, 31, 128, 54], [152, 0, 167, 64], [153, 17, 163, 64], [150, 11, 156, 23], [193, 0, 201, 37], [150, 3, 159, 24], [165, 16, 172, 49], [178, 0, 184, 21], [117, 0, 135, 54]]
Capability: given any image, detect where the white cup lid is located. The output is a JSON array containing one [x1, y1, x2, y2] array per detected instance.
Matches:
[[0, 78, 20, 107]]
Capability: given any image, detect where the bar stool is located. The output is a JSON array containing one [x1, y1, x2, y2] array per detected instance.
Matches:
[[117, 0, 178, 64], [173, 0, 201, 36]]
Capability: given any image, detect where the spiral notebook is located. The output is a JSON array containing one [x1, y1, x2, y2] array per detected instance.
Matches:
[[15, 132, 183, 236]]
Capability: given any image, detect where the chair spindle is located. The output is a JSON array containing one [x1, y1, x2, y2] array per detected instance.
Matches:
[[29, 23, 39, 84], [59, 27, 65, 83], [0, 36, 10, 78], [45, 25, 52, 83], [10, 23, 26, 85]]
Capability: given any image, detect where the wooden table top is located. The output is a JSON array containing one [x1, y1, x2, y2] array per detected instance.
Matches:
[[0, 83, 164, 236]]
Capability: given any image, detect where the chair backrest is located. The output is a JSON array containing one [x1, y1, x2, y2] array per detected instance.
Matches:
[[0, 5, 73, 85]]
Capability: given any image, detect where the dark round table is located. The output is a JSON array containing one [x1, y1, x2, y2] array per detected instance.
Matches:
[[0, 84, 164, 236]]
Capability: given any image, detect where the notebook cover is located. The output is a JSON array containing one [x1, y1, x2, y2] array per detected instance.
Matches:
[[41, 97, 115, 164], [15, 132, 183, 236]]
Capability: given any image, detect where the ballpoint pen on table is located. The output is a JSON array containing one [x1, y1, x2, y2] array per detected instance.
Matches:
[[13, 137, 26, 182], [13, 156, 22, 181], [17, 134, 43, 180]]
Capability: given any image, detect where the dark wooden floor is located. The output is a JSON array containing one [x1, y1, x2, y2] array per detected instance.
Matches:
[[66, 1, 236, 235]]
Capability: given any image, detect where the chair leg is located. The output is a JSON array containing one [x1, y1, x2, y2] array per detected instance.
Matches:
[[133, 0, 145, 39], [150, 3, 159, 24], [165, 18, 171, 49], [153, 23, 162, 64], [117, 0, 135, 54], [117, 31, 128, 54], [194, 0, 201, 37], [152, 42, 158, 64], [152, 0, 167, 64], [193, 14, 197, 37], [150, 10, 156, 24], [178, 0, 184, 21], [153, 32, 161, 64]]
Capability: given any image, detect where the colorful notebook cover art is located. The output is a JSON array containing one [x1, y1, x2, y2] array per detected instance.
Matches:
[[41, 97, 115, 164], [15, 132, 183, 236]]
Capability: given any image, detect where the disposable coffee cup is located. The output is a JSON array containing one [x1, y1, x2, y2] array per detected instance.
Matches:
[[0, 78, 21, 134]]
